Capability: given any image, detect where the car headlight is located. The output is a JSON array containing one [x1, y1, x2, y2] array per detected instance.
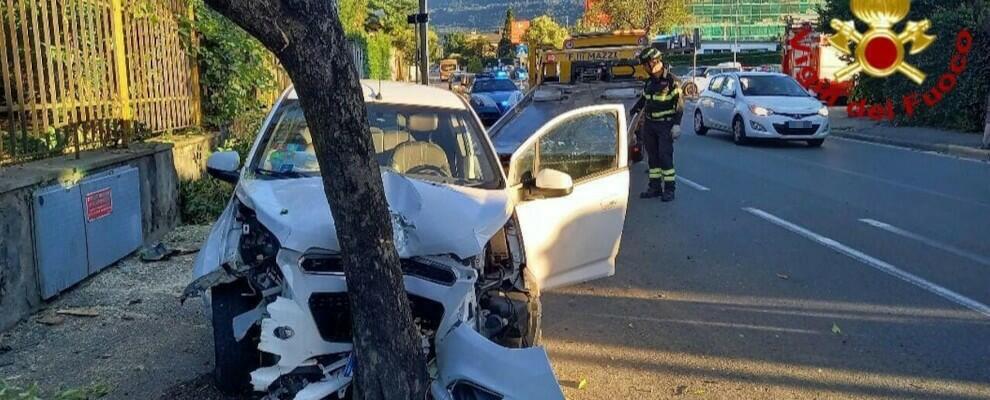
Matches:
[[749, 104, 773, 117], [818, 106, 829, 117]]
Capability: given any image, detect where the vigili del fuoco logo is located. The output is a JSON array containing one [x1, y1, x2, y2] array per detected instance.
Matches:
[[793, 0, 973, 122]]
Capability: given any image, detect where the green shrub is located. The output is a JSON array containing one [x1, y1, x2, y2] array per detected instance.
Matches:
[[366, 33, 393, 79], [179, 176, 233, 225]]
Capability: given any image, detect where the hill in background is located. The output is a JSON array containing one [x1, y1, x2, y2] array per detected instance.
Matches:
[[430, 0, 584, 32]]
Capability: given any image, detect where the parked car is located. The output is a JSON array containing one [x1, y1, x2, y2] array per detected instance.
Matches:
[[469, 77, 523, 126], [693, 72, 830, 147], [187, 80, 630, 399]]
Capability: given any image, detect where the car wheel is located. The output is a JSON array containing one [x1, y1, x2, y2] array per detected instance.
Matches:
[[694, 110, 708, 135], [212, 279, 263, 395], [732, 116, 748, 145], [807, 139, 825, 147]]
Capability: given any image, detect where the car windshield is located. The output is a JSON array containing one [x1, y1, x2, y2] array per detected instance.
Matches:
[[739, 75, 810, 97], [472, 79, 518, 93], [252, 100, 499, 188]]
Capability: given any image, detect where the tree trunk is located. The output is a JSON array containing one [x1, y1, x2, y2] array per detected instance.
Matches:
[[202, 1, 429, 399]]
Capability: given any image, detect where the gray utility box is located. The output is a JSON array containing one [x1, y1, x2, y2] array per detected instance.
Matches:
[[33, 167, 143, 299]]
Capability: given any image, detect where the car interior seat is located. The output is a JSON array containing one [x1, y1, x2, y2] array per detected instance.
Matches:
[[389, 113, 451, 176]]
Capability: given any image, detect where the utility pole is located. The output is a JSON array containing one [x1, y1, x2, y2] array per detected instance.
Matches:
[[418, 0, 430, 85], [733, 0, 739, 65]]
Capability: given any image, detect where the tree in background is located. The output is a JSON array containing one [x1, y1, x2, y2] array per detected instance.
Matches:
[[819, 0, 989, 132], [201, 0, 430, 399], [498, 8, 516, 59], [443, 32, 468, 58], [583, 0, 689, 36], [339, 0, 369, 35], [523, 15, 569, 50]]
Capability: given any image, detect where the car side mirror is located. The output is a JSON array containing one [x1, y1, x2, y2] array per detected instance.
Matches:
[[207, 151, 241, 184], [530, 168, 573, 198]]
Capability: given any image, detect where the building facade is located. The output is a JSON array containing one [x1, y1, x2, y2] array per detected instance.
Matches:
[[688, 0, 823, 42]]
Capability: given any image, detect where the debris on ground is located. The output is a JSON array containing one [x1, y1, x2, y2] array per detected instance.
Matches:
[[776, 273, 790, 280], [673, 385, 688, 395], [577, 378, 588, 390], [832, 322, 843, 335], [35, 314, 65, 326], [139, 242, 198, 262], [56, 307, 100, 318]]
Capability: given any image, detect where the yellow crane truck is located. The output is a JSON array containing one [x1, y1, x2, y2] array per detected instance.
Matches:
[[489, 30, 653, 165]]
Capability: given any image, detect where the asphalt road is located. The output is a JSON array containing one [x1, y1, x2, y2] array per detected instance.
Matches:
[[544, 105, 990, 399]]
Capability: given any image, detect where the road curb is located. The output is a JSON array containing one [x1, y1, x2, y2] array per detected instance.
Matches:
[[832, 131, 990, 162]]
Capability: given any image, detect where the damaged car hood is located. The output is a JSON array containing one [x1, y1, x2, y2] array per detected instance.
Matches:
[[239, 171, 509, 258]]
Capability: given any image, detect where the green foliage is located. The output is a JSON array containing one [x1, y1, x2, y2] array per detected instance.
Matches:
[[0, 380, 111, 400], [338, 0, 369, 35], [498, 8, 515, 59], [368, 0, 418, 64], [443, 32, 468, 58], [179, 174, 234, 225], [584, 0, 689, 36], [181, 0, 277, 129], [523, 15, 569, 50], [819, 0, 990, 131], [366, 33, 394, 79]]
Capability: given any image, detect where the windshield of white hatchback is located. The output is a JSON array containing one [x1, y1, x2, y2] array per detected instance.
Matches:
[[252, 100, 499, 188]]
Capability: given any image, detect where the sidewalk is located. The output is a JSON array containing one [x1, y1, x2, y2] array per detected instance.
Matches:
[[829, 107, 990, 161]]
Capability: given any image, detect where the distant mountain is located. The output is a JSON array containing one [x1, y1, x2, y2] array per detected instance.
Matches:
[[429, 0, 585, 32]]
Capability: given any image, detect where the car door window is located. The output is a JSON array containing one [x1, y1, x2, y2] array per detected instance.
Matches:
[[708, 76, 725, 93], [720, 77, 737, 97], [510, 110, 619, 185]]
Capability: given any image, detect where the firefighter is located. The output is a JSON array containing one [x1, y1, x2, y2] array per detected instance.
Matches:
[[630, 47, 683, 201]]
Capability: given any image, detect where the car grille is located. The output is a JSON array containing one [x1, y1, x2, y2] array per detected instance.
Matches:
[[776, 112, 817, 119], [401, 259, 457, 286], [773, 123, 821, 135], [309, 293, 444, 342], [301, 256, 456, 286]]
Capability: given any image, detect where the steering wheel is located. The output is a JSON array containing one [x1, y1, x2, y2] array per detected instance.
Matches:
[[406, 165, 450, 178]]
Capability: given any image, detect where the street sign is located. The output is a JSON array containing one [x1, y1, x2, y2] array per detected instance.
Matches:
[[693, 28, 701, 50]]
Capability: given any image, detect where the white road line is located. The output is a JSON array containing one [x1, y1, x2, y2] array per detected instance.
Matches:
[[743, 207, 990, 318], [677, 176, 710, 191], [859, 218, 990, 267], [831, 136, 990, 165]]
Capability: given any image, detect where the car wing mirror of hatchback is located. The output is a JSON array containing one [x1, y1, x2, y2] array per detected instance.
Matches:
[[527, 168, 573, 199], [207, 151, 241, 184]]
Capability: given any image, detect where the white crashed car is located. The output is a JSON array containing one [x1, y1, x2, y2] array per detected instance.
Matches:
[[184, 80, 631, 399]]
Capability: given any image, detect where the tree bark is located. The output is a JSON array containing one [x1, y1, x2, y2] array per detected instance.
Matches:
[[201, 1, 429, 399]]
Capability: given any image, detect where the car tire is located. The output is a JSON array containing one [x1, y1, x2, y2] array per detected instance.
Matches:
[[694, 110, 708, 135], [212, 279, 262, 395], [732, 116, 748, 145], [807, 139, 825, 147]]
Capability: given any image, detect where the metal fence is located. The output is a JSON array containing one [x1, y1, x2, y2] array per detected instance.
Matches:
[[0, 0, 200, 166]]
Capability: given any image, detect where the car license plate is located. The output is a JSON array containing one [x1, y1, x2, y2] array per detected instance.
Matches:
[[787, 120, 812, 129]]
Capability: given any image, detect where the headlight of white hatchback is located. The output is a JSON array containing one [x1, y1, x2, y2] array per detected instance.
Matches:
[[749, 104, 773, 117], [818, 106, 830, 117]]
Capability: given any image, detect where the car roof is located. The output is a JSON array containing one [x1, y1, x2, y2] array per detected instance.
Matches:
[[284, 80, 468, 109], [716, 71, 789, 78]]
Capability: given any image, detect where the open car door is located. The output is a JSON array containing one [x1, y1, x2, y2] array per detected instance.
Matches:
[[508, 105, 629, 290]]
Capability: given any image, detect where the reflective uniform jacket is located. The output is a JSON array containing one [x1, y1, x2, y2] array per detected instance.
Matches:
[[630, 72, 683, 123]]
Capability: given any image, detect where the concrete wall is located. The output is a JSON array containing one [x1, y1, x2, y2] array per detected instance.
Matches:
[[0, 134, 214, 331]]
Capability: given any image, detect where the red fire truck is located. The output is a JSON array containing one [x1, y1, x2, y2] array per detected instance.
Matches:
[[782, 20, 854, 105]]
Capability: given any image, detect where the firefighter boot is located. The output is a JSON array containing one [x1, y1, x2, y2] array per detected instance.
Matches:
[[640, 179, 662, 199], [661, 179, 676, 202]]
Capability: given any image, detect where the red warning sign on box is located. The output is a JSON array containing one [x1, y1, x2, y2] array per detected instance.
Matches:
[[85, 188, 113, 222]]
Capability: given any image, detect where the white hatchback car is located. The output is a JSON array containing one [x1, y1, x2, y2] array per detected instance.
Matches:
[[693, 72, 830, 147], [187, 80, 630, 399]]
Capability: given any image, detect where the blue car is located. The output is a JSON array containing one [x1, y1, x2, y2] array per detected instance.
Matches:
[[469, 78, 523, 126]]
